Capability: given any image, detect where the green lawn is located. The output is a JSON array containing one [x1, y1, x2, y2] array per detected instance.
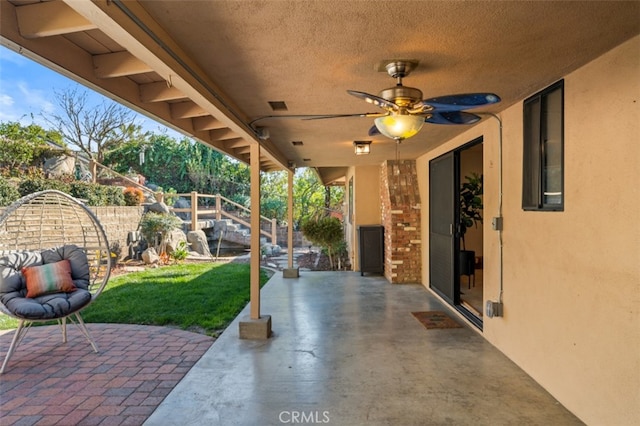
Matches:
[[0, 262, 271, 337]]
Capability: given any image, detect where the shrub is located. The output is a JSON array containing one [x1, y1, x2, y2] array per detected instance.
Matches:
[[164, 187, 179, 206], [16, 177, 125, 206], [301, 216, 344, 270], [171, 241, 190, 262], [18, 177, 70, 196], [69, 182, 102, 205], [0, 178, 20, 206], [123, 187, 144, 206], [101, 185, 126, 206], [139, 212, 183, 256]]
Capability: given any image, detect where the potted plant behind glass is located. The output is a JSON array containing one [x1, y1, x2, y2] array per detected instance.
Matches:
[[459, 172, 483, 278]]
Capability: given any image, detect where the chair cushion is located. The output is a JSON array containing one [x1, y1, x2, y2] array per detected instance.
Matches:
[[0, 245, 93, 320], [22, 260, 77, 298]]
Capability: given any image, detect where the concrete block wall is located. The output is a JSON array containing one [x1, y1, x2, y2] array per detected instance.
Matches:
[[91, 206, 144, 258], [380, 160, 422, 284]]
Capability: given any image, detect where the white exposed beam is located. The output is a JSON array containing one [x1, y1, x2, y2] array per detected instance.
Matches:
[[15, 1, 96, 38], [139, 81, 186, 103], [93, 51, 153, 78]]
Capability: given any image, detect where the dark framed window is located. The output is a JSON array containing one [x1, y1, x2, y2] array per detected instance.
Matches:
[[522, 80, 564, 211]]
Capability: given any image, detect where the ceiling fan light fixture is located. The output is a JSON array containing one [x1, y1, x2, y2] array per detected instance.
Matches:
[[374, 115, 424, 141], [353, 140, 372, 155]]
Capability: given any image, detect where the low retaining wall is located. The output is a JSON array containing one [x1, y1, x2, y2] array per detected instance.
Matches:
[[0, 205, 144, 260], [91, 206, 144, 259]]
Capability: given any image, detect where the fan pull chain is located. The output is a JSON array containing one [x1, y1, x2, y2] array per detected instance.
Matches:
[[395, 141, 400, 190]]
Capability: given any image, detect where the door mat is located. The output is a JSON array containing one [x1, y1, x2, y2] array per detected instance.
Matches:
[[411, 311, 462, 329]]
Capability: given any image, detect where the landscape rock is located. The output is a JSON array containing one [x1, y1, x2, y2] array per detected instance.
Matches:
[[147, 201, 171, 214], [44, 155, 75, 177], [165, 229, 188, 254], [173, 198, 191, 220], [142, 247, 160, 264], [187, 230, 212, 257]]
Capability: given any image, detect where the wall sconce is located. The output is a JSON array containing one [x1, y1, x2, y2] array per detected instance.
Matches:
[[353, 140, 372, 155]]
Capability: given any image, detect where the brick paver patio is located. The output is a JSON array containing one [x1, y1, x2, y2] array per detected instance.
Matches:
[[0, 323, 213, 426]]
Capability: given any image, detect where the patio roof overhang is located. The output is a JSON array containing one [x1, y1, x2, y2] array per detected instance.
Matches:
[[2, 0, 638, 184]]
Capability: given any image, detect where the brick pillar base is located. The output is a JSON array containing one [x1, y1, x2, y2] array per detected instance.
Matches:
[[380, 160, 422, 284]]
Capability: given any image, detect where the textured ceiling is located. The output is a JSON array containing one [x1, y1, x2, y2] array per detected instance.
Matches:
[[139, 0, 639, 169], [2, 0, 639, 182]]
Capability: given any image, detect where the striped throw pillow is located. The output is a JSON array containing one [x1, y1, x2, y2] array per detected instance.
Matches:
[[22, 260, 77, 298]]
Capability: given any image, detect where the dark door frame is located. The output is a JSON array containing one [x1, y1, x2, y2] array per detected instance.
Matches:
[[429, 137, 484, 329]]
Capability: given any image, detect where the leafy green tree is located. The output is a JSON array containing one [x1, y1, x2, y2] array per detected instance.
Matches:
[[293, 169, 343, 227], [104, 133, 251, 198], [104, 130, 344, 225], [0, 121, 65, 171]]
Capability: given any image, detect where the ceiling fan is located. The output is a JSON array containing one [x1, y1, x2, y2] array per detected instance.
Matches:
[[345, 60, 501, 141]]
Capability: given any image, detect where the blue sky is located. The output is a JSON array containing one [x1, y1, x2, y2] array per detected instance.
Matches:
[[0, 45, 179, 136]]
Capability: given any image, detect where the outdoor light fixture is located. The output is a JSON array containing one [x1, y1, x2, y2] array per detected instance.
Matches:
[[374, 114, 425, 141], [353, 141, 372, 155]]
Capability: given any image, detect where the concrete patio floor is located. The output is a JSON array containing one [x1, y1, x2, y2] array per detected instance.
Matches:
[[146, 271, 583, 426]]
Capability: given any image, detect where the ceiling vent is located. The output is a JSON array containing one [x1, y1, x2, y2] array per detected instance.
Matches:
[[268, 101, 288, 111]]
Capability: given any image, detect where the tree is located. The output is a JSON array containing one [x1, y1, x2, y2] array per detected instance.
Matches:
[[45, 87, 138, 162], [0, 121, 64, 171], [293, 168, 343, 227], [104, 133, 251, 197], [300, 216, 344, 269]]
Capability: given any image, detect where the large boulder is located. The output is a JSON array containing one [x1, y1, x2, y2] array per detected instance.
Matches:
[[142, 248, 159, 264], [165, 229, 188, 254], [147, 201, 171, 214], [261, 244, 282, 256], [187, 230, 212, 257], [173, 198, 191, 220], [44, 155, 75, 177]]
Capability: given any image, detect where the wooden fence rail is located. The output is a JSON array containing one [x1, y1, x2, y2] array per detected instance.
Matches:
[[172, 192, 277, 245]]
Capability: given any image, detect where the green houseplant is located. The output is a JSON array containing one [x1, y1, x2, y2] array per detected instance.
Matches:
[[459, 172, 483, 276]]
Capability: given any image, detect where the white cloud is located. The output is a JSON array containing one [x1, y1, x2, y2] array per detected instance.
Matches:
[[17, 81, 55, 115], [0, 93, 14, 107]]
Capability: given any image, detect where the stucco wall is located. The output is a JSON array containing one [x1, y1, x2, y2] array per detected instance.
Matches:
[[416, 35, 640, 425], [346, 166, 382, 271]]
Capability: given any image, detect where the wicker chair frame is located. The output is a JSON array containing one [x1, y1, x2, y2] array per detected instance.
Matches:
[[0, 190, 111, 373]]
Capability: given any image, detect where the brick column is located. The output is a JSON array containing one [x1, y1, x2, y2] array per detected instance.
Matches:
[[380, 160, 422, 284]]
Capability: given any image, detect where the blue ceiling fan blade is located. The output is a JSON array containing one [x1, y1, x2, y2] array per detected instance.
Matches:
[[417, 93, 501, 112], [425, 111, 482, 125]]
